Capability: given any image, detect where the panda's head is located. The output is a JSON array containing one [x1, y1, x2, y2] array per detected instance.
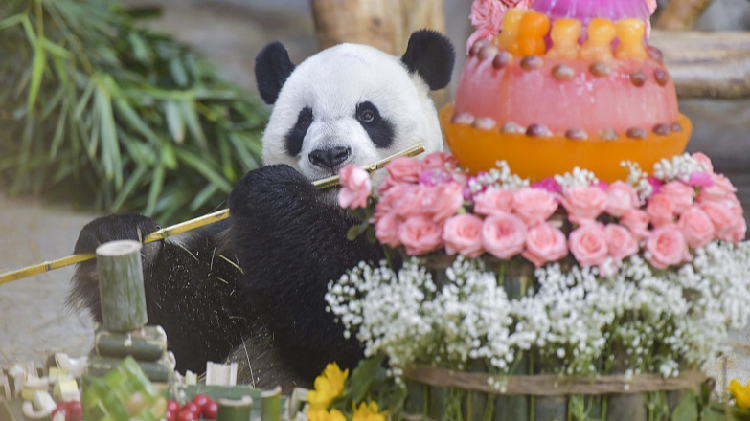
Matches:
[[255, 30, 455, 191]]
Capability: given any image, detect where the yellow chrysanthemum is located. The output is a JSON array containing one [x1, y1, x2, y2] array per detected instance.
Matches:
[[308, 408, 347, 421], [729, 379, 750, 410], [352, 401, 386, 421], [307, 362, 350, 410], [324, 363, 349, 398]]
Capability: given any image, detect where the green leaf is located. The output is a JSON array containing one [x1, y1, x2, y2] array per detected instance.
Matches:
[[672, 390, 698, 421], [145, 164, 166, 216], [113, 99, 159, 143], [111, 165, 148, 211], [351, 355, 386, 404], [98, 86, 123, 188], [191, 184, 218, 211], [700, 407, 726, 421], [178, 99, 206, 147], [28, 42, 47, 113], [166, 100, 184, 143], [169, 58, 188, 87], [127, 32, 150, 62], [174, 148, 232, 193]]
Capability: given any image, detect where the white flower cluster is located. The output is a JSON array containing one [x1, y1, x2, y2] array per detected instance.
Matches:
[[327, 242, 750, 379], [621, 160, 653, 203], [467, 161, 530, 194], [652, 153, 711, 182], [554, 167, 600, 191]]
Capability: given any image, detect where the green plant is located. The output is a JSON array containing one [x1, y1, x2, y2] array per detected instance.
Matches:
[[0, 0, 268, 224]]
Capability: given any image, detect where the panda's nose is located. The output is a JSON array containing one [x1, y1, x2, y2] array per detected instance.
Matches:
[[308, 146, 351, 169]]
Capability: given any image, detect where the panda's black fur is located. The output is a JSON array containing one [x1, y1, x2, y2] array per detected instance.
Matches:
[[69, 30, 454, 391]]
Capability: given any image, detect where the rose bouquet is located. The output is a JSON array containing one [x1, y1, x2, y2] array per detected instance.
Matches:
[[325, 152, 750, 421]]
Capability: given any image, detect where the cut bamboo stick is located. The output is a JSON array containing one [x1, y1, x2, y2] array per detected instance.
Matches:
[[96, 240, 148, 332], [0, 143, 425, 285]]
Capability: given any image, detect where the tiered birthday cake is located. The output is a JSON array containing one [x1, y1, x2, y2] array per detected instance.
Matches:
[[441, 0, 692, 181]]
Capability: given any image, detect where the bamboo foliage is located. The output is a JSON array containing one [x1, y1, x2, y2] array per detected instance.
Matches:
[[0, 0, 268, 224]]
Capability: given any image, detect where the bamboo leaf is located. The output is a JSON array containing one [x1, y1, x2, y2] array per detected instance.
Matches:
[[98, 85, 123, 188], [111, 165, 148, 211], [191, 184, 218, 211], [113, 99, 158, 142], [166, 100, 184, 144], [169, 58, 188, 87], [178, 99, 206, 147], [174, 148, 232, 193], [127, 32, 149, 62], [28, 42, 47, 112], [145, 164, 166, 216]]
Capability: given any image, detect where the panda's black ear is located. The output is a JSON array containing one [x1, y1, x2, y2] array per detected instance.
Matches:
[[401, 30, 455, 91], [255, 42, 296, 104]]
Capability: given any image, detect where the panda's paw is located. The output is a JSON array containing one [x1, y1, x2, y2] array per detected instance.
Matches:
[[74, 213, 160, 255], [228, 165, 316, 217]]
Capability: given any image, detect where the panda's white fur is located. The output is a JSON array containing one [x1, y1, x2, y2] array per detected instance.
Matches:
[[261, 43, 445, 188]]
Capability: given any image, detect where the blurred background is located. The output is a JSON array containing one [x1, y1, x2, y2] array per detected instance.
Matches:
[[0, 0, 749, 383]]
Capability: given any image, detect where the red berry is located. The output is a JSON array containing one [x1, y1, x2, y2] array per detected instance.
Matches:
[[192, 394, 211, 410], [168, 400, 181, 412], [202, 400, 218, 420], [177, 409, 195, 421], [66, 401, 83, 421], [182, 402, 201, 419]]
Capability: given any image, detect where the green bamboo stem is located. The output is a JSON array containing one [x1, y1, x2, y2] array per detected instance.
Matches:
[[94, 325, 168, 362], [260, 387, 282, 421], [87, 355, 172, 383], [96, 240, 148, 332], [216, 396, 253, 421]]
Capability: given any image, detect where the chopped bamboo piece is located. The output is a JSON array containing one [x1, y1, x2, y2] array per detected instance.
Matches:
[[216, 396, 253, 421], [261, 387, 282, 421], [94, 325, 168, 362], [206, 362, 238, 386], [96, 240, 148, 332]]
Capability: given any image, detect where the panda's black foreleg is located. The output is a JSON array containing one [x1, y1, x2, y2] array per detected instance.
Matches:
[[70, 213, 254, 376], [226, 164, 385, 385]]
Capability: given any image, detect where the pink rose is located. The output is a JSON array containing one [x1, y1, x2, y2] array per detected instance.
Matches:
[[605, 224, 639, 263], [647, 177, 663, 196], [387, 157, 421, 184], [646, 227, 691, 269], [395, 185, 425, 218], [647, 194, 675, 227], [692, 152, 714, 173], [377, 175, 398, 196], [375, 212, 400, 248], [522, 223, 568, 267], [443, 213, 485, 257], [605, 181, 640, 217], [398, 214, 443, 255], [422, 183, 465, 223], [419, 169, 454, 187], [473, 187, 514, 215], [698, 174, 738, 204], [420, 152, 458, 172], [730, 218, 747, 244], [469, 0, 505, 37], [512, 188, 558, 226], [660, 181, 694, 214], [686, 172, 714, 188], [699, 201, 744, 243], [532, 177, 562, 195], [569, 222, 609, 267], [375, 184, 413, 220], [646, 0, 657, 14], [677, 206, 716, 249], [559, 186, 608, 224], [620, 209, 650, 239], [482, 212, 528, 259], [337, 165, 372, 209]]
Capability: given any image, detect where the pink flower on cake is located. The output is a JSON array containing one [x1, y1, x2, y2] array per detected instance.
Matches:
[[605, 181, 640, 217], [375, 212, 400, 248], [398, 214, 443, 255], [469, 0, 506, 38], [620, 209, 650, 239], [647, 194, 675, 227], [482, 212, 528, 259], [532, 177, 562, 195], [512, 187, 558, 226], [523, 222, 568, 267], [699, 201, 744, 243], [569, 222, 608, 267], [473, 187, 514, 215], [659, 181, 694, 214], [559, 186, 608, 224], [646, 226, 691, 269], [677, 206, 715, 249], [337, 165, 372, 209], [423, 183, 465, 223], [387, 157, 421, 183], [605, 224, 639, 263], [443, 213, 485, 257]]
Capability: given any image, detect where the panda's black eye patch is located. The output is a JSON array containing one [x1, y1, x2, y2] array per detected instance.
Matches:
[[284, 106, 313, 157], [355, 101, 394, 148]]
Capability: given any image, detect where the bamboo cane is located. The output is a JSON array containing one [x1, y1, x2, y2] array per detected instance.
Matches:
[[0, 144, 426, 285]]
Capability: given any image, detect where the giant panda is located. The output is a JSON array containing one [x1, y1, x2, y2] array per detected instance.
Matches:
[[69, 30, 455, 391]]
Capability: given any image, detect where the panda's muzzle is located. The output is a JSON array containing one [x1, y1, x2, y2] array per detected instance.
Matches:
[[308, 146, 351, 170]]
